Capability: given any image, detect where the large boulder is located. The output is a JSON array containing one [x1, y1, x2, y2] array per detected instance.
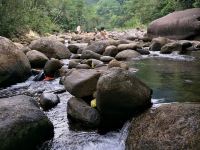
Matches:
[[117, 43, 138, 52], [108, 59, 129, 70], [68, 44, 79, 54], [85, 41, 109, 54], [64, 69, 101, 98], [67, 97, 100, 127], [81, 50, 101, 60], [160, 42, 182, 54], [20, 46, 31, 54], [26, 50, 49, 68], [68, 59, 79, 69], [88, 59, 104, 68], [14, 42, 24, 49], [100, 56, 114, 63], [76, 64, 91, 69], [136, 48, 150, 55], [115, 50, 141, 60], [0, 95, 54, 150], [44, 58, 63, 77], [126, 103, 200, 150], [96, 68, 152, 123], [29, 37, 71, 59], [103, 45, 118, 57], [150, 37, 170, 51], [147, 8, 200, 40], [0, 36, 31, 87], [68, 43, 88, 54], [39, 92, 60, 110]]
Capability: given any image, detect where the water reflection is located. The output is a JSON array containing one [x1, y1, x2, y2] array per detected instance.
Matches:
[[129, 57, 200, 103]]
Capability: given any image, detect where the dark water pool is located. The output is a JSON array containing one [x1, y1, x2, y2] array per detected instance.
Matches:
[[129, 54, 200, 104]]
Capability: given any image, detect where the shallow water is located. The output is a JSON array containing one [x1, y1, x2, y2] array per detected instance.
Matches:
[[37, 80, 129, 150], [0, 78, 129, 150], [129, 51, 200, 104]]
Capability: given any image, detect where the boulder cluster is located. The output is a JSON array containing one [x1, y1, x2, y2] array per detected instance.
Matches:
[[0, 8, 200, 149]]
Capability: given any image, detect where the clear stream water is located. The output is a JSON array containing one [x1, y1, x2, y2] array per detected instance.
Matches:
[[1, 51, 200, 150]]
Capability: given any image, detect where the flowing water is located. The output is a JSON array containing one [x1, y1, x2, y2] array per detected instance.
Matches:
[[1, 51, 200, 150]]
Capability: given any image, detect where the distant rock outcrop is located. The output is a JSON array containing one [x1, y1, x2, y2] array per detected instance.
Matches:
[[147, 8, 200, 40]]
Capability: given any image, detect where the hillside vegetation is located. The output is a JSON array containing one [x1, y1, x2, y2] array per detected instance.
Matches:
[[0, 0, 200, 37]]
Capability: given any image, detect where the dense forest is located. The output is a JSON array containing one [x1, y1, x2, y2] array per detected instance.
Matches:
[[0, 0, 200, 37]]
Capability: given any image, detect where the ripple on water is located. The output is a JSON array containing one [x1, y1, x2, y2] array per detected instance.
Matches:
[[38, 79, 130, 150], [142, 51, 195, 61], [0, 77, 131, 150]]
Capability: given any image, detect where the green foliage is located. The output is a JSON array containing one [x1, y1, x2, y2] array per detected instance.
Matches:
[[0, 0, 200, 38], [0, 0, 59, 37], [122, 0, 199, 26]]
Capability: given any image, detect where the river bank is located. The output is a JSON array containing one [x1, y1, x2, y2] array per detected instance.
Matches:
[[1, 23, 200, 149]]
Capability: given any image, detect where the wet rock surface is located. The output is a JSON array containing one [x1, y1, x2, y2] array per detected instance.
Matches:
[[1, 24, 200, 150], [44, 58, 63, 77], [115, 50, 141, 60], [147, 8, 200, 40], [96, 68, 152, 125], [160, 42, 182, 54], [26, 50, 49, 68], [64, 69, 101, 98], [39, 92, 60, 110], [126, 103, 200, 150], [67, 97, 100, 127], [29, 37, 71, 59], [0, 95, 54, 150], [81, 50, 102, 60], [0, 36, 31, 87]]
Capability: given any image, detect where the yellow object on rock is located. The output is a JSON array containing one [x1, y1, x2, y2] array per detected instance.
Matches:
[[91, 99, 96, 108]]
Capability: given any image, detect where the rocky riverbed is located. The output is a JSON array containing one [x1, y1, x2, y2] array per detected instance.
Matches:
[[1, 8, 200, 150]]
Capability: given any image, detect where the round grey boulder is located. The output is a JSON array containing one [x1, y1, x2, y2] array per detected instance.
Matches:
[[20, 46, 31, 54], [26, 50, 49, 68], [115, 50, 141, 60], [108, 59, 129, 70], [103, 45, 118, 57], [64, 69, 101, 98], [82, 59, 103, 68], [44, 58, 63, 77], [29, 37, 71, 59], [0, 95, 54, 150], [150, 37, 170, 51], [0, 36, 31, 87], [81, 50, 102, 60], [67, 97, 100, 127], [117, 43, 138, 52], [85, 41, 109, 54], [147, 8, 200, 40], [68, 60, 79, 69], [96, 68, 152, 122], [160, 42, 182, 54], [39, 92, 60, 110], [100, 56, 114, 63], [68, 44, 79, 54]]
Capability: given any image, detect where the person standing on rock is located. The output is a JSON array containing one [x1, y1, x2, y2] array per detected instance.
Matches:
[[100, 27, 108, 40], [76, 25, 81, 34]]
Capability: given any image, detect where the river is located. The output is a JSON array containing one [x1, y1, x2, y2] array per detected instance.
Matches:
[[0, 51, 200, 150]]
